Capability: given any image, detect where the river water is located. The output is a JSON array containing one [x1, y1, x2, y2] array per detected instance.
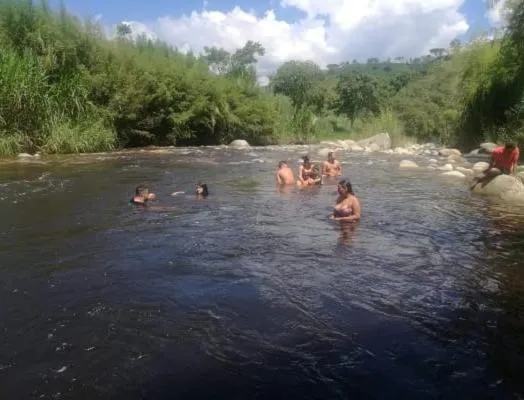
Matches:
[[1, 146, 524, 399]]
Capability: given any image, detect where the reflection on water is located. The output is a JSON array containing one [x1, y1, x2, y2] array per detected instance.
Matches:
[[0, 147, 524, 399]]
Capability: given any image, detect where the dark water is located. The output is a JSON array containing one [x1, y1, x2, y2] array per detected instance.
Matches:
[[1, 146, 524, 399]]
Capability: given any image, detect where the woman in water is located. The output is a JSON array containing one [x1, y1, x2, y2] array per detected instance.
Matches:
[[195, 183, 209, 199], [298, 155, 321, 186], [331, 179, 360, 221]]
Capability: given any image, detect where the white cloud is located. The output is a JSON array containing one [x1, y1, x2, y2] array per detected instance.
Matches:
[[485, 0, 507, 27], [116, 0, 470, 78]]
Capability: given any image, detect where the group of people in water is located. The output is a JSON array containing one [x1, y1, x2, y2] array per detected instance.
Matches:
[[130, 151, 361, 222]]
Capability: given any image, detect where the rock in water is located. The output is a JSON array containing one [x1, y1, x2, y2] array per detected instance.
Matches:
[[229, 139, 250, 148], [479, 142, 497, 154], [357, 132, 391, 150], [399, 160, 418, 169], [472, 175, 524, 204], [441, 171, 466, 179]]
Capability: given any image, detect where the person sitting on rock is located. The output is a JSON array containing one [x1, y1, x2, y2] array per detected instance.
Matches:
[[297, 155, 322, 186], [322, 152, 342, 177], [470, 143, 520, 190], [130, 185, 156, 205], [276, 161, 295, 185]]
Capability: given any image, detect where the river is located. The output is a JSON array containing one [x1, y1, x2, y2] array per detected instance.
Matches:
[[1, 145, 524, 399]]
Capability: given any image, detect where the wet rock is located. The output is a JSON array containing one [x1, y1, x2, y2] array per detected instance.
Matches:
[[364, 143, 380, 153], [428, 158, 438, 164], [17, 153, 33, 158], [399, 160, 418, 169], [337, 139, 357, 149], [437, 163, 454, 171], [456, 167, 474, 176], [472, 161, 489, 173], [441, 170, 466, 179], [348, 144, 364, 152], [229, 139, 250, 148], [357, 132, 391, 150], [468, 149, 480, 155], [393, 147, 413, 155], [438, 148, 461, 157], [472, 174, 524, 203]]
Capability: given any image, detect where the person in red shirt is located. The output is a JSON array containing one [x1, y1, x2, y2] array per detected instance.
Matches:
[[470, 143, 520, 190]]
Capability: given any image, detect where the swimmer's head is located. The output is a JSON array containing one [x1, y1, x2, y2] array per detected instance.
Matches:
[[327, 152, 334, 161], [278, 161, 287, 169], [135, 185, 149, 198], [337, 179, 354, 196], [505, 143, 516, 151], [196, 182, 209, 197], [302, 155, 311, 168]]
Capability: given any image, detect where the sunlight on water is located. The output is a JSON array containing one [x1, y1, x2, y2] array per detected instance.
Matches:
[[0, 146, 524, 399]]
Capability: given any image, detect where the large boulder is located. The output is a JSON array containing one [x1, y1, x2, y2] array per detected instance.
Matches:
[[357, 132, 391, 150], [479, 142, 497, 154], [441, 170, 466, 179], [229, 139, 250, 148], [472, 161, 490, 173], [471, 174, 524, 203]]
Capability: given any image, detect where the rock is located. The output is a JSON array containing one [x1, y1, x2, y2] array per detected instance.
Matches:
[[437, 163, 454, 171], [479, 142, 497, 154], [438, 148, 461, 157], [516, 165, 524, 173], [456, 167, 474, 176], [428, 158, 438, 164], [441, 170, 466, 179], [517, 171, 524, 183], [472, 161, 489, 173], [399, 160, 419, 169], [337, 139, 357, 149], [229, 139, 250, 148], [364, 143, 380, 153], [472, 174, 524, 203], [468, 149, 480, 155], [17, 153, 33, 158], [348, 144, 363, 152], [393, 147, 413, 155], [357, 132, 391, 150], [447, 154, 463, 163]]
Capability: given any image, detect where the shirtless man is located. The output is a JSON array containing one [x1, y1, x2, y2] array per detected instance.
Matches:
[[276, 161, 295, 185], [322, 152, 342, 177]]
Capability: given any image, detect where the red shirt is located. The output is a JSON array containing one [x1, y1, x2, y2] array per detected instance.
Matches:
[[491, 146, 519, 170]]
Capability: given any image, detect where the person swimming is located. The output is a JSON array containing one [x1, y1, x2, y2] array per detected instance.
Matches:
[[130, 185, 156, 206], [196, 182, 209, 198], [298, 155, 322, 186], [322, 152, 342, 177], [331, 179, 360, 221]]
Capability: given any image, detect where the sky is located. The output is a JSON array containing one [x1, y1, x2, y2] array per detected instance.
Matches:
[[51, 0, 505, 79]]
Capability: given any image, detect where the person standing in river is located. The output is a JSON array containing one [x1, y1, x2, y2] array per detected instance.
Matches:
[[470, 143, 520, 190], [330, 179, 360, 221], [130, 185, 156, 205], [297, 155, 321, 186], [322, 152, 342, 177], [276, 161, 295, 185]]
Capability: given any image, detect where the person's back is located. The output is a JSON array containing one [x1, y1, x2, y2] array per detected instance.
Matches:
[[276, 161, 295, 185]]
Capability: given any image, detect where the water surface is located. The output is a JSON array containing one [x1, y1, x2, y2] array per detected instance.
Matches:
[[1, 146, 524, 399]]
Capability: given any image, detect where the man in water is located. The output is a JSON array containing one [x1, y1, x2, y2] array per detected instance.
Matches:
[[322, 152, 342, 177], [470, 143, 520, 190], [130, 185, 156, 205], [276, 161, 295, 185]]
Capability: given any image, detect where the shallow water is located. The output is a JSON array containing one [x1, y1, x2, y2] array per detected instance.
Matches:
[[1, 146, 524, 399]]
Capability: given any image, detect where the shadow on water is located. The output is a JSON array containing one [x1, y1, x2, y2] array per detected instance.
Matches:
[[1, 150, 524, 399]]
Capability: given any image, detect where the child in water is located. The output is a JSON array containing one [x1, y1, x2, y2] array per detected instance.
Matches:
[[130, 185, 156, 205], [196, 183, 209, 198]]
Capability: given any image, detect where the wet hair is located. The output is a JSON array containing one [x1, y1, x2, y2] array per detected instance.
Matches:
[[196, 182, 209, 197], [302, 155, 311, 167], [278, 161, 287, 168], [505, 143, 516, 150], [328, 152, 334, 158], [338, 179, 354, 195], [135, 185, 149, 196]]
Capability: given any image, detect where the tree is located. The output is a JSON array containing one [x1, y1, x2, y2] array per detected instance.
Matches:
[[116, 23, 131, 38], [270, 60, 323, 110], [202, 46, 231, 75], [335, 71, 382, 126], [429, 48, 447, 58], [367, 57, 379, 64]]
